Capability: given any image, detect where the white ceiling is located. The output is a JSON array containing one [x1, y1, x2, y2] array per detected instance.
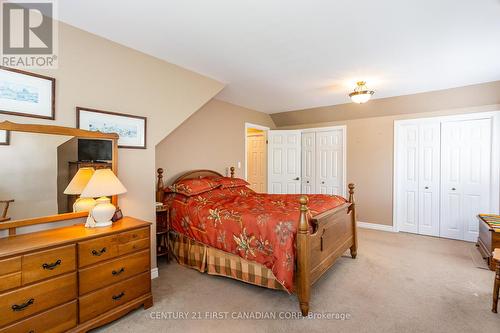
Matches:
[[59, 0, 500, 113]]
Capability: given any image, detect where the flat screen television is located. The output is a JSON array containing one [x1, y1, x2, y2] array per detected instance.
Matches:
[[78, 139, 112, 162]]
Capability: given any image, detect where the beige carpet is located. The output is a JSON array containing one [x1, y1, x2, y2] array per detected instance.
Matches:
[[95, 229, 499, 333]]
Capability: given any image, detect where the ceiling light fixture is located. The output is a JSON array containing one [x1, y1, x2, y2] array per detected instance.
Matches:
[[349, 81, 375, 104]]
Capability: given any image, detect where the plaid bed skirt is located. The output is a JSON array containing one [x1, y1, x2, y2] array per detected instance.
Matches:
[[169, 231, 286, 291]]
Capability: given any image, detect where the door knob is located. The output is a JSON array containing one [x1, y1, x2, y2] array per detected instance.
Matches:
[[424, 186, 429, 190], [306, 181, 310, 183], [451, 188, 456, 191], [293, 177, 300, 181], [321, 181, 325, 184]]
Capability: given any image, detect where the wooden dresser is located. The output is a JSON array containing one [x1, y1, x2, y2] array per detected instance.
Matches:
[[477, 214, 500, 270], [0, 217, 153, 333]]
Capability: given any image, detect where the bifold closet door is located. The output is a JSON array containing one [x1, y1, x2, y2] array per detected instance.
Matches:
[[397, 124, 420, 234], [316, 130, 344, 196], [417, 123, 441, 236], [396, 123, 440, 236], [440, 118, 492, 241], [301, 132, 315, 194], [267, 130, 302, 194]]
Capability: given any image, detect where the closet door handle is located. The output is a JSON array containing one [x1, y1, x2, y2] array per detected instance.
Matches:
[[424, 186, 429, 190], [451, 188, 456, 191], [293, 177, 300, 181], [306, 181, 310, 183], [321, 181, 325, 184]]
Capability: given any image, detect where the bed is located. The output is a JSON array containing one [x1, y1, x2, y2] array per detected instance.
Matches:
[[156, 167, 357, 315]]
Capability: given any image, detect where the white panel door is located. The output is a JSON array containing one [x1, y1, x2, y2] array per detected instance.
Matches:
[[417, 123, 441, 236], [316, 130, 344, 196], [397, 124, 420, 234], [440, 118, 492, 241], [267, 130, 302, 194], [301, 132, 315, 194]]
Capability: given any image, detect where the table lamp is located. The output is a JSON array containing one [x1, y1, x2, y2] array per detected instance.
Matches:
[[64, 167, 96, 212], [80, 169, 127, 227]]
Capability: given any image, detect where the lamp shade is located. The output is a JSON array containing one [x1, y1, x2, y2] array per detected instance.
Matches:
[[64, 167, 95, 195], [80, 169, 127, 198]]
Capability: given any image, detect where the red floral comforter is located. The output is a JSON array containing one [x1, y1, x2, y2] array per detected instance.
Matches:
[[164, 186, 347, 292]]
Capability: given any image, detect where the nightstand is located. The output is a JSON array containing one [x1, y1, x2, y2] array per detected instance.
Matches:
[[156, 204, 170, 263]]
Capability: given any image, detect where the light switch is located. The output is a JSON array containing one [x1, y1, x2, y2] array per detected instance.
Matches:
[[237, 161, 241, 169]]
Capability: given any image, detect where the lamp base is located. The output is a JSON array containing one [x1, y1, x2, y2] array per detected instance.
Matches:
[[91, 197, 115, 228], [73, 197, 97, 213]]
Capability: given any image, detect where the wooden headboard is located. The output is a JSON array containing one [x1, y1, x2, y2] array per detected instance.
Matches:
[[156, 167, 235, 203]]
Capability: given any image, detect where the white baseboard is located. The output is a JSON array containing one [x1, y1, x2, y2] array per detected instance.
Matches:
[[357, 221, 397, 232], [151, 267, 159, 279]]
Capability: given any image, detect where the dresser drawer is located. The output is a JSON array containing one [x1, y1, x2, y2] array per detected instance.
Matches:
[[79, 249, 150, 295], [79, 272, 151, 323], [0, 272, 76, 327], [22, 245, 76, 285], [119, 227, 149, 243], [0, 257, 21, 276], [118, 237, 150, 256], [0, 257, 22, 293], [78, 234, 120, 267], [0, 272, 21, 293], [0, 301, 77, 333]]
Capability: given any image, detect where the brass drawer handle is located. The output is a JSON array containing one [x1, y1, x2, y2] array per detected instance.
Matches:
[[91, 247, 107, 256], [112, 267, 125, 276], [42, 259, 62, 270], [112, 291, 125, 301], [12, 298, 34, 311]]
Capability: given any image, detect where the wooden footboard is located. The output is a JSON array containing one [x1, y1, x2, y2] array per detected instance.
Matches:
[[296, 184, 357, 315]]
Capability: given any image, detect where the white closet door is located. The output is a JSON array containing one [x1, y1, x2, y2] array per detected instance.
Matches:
[[417, 123, 441, 236], [440, 118, 492, 241], [301, 132, 315, 194], [316, 130, 344, 196], [267, 130, 302, 194], [397, 124, 420, 234]]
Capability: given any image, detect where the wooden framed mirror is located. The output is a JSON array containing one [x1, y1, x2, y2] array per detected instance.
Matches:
[[0, 121, 119, 235]]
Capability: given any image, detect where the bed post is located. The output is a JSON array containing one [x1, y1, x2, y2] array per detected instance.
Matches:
[[230, 166, 235, 178], [296, 195, 311, 316], [348, 183, 357, 259], [156, 168, 165, 203]]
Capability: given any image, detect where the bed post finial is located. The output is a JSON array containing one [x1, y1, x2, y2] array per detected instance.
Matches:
[[348, 183, 355, 204], [297, 195, 310, 316], [299, 196, 309, 214], [156, 168, 165, 203], [230, 166, 235, 178], [348, 183, 357, 259]]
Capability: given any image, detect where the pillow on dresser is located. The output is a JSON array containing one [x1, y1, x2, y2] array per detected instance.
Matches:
[[209, 176, 250, 189], [165, 178, 220, 196]]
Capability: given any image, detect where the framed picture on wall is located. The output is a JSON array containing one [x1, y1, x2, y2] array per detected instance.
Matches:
[[76, 107, 147, 149], [0, 67, 55, 120], [0, 130, 9, 145]]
